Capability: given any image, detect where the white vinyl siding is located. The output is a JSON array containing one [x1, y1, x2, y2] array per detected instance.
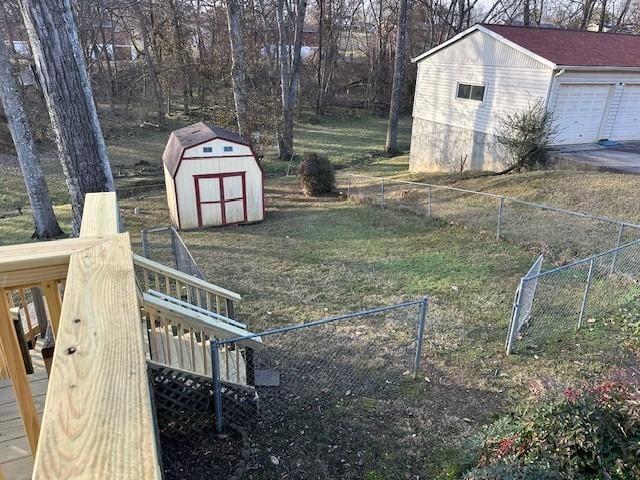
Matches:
[[413, 30, 554, 136]]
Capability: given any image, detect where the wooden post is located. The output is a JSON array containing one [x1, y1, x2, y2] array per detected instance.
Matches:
[[19, 289, 35, 345], [42, 281, 62, 338], [0, 291, 40, 454]]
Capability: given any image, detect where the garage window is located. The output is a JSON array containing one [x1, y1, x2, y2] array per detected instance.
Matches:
[[457, 83, 485, 102]]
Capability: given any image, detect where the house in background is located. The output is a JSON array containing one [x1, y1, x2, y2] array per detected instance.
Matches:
[[410, 24, 640, 172]]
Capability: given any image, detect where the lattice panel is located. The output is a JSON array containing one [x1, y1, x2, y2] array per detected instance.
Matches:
[[148, 362, 259, 438]]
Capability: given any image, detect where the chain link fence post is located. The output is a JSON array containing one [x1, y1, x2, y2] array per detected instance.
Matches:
[[496, 197, 504, 241], [427, 186, 432, 219], [380, 179, 385, 208], [141, 229, 149, 258], [211, 339, 223, 433], [506, 278, 524, 355], [413, 297, 429, 379], [347, 176, 351, 198], [610, 223, 625, 274], [578, 259, 595, 329]]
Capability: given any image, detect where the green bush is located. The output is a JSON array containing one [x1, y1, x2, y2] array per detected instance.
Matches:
[[468, 381, 640, 480], [298, 153, 335, 196], [465, 463, 564, 480], [496, 101, 557, 172]]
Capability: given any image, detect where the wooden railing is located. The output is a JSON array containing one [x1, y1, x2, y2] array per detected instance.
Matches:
[[134, 253, 241, 319], [0, 193, 162, 479], [142, 292, 262, 384]]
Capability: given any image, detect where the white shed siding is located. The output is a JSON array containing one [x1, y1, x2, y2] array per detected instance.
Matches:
[[174, 157, 263, 229], [183, 139, 253, 158], [548, 70, 640, 141], [413, 31, 554, 135], [164, 166, 179, 226]]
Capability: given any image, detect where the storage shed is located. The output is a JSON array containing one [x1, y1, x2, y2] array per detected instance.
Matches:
[[162, 122, 264, 229]]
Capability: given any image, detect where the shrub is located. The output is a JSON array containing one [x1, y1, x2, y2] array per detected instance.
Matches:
[[465, 463, 564, 480], [468, 381, 640, 480], [496, 101, 557, 172], [298, 153, 335, 196]]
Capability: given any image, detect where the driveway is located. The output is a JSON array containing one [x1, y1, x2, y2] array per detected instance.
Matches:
[[548, 141, 640, 174]]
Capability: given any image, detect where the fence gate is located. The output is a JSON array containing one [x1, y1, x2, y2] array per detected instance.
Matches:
[[506, 255, 543, 354], [212, 298, 429, 478], [140, 226, 204, 279]]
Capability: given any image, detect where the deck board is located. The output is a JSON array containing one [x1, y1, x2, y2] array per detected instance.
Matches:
[[0, 348, 47, 480]]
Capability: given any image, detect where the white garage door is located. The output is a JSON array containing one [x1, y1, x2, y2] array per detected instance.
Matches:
[[611, 85, 640, 141], [553, 84, 611, 144]]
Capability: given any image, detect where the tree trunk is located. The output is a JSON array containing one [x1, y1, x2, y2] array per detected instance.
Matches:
[[276, 0, 307, 160], [598, 0, 607, 30], [523, 0, 531, 25], [226, 0, 250, 137], [385, 0, 408, 154], [0, 27, 63, 239], [134, 0, 165, 125], [316, 0, 324, 115], [19, 0, 114, 234]]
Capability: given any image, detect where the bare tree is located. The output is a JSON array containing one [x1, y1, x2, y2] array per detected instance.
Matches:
[[386, 0, 409, 153], [0, 25, 63, 239], [19, 0, 114, 233], [133, 0, 165, 124], [226, 0, 250, 137], [277, 0, 308, 160], [523, 0, 531, 25]]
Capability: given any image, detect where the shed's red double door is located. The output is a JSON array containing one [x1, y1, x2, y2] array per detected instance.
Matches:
[[194, 173, 247, 226]]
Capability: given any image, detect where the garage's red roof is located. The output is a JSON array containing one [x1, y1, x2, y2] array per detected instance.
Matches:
[[483, 24, 640, 68]]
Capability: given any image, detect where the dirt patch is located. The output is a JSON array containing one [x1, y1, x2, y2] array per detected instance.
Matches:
[[161, 426, 249, 480]]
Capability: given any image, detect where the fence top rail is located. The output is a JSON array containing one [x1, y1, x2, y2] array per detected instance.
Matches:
[[525, 238, 640, 280], [133, 253, 241, 301], [218, 298, 427, 345], [345, 174, 640, 230]]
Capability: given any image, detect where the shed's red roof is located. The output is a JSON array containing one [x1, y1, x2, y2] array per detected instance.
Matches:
[[162, 122, 250, 177], [483, 24, 640, 68]]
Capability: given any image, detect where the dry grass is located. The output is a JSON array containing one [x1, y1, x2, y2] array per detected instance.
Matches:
[[120, 177, 637, 478]]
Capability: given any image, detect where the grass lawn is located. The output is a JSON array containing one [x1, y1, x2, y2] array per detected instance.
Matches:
[[120, 176, 637, 478], [0, 114, 638, 477]]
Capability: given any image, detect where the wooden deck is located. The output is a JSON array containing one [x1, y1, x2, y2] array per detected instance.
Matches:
[[0, 348, 47, 480]]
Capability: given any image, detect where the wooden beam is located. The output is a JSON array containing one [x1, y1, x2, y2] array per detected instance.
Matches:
[[79, 192, 121, 237], [0, 291, 40, 454], [0, 237, 105, 275], [0, 265, 68, 290], [33, 234, 161, 479], [133, 254, 242, 301]]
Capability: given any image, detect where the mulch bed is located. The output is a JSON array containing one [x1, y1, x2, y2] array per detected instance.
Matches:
[[161, 425, 250, 480]]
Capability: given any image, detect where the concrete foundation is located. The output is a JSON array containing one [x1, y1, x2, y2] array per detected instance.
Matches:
[[409, 118, 508, 173]]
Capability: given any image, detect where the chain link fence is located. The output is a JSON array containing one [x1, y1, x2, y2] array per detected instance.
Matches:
[[506, 240, 640, 353], [345, 174, 640, 259], [210, 298, 429, 477], [140, 226, 204, 279], [345, 174, 640, 355]]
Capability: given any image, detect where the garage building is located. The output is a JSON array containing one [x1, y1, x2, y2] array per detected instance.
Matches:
[[162, 122, 264, 229], [410, 24, 640, 172]]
